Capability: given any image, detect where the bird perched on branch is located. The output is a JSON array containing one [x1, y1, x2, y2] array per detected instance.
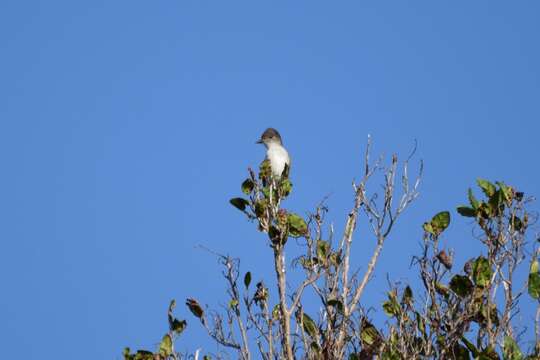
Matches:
[[256, 128, 290, 178]]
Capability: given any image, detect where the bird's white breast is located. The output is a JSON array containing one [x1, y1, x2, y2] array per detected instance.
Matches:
[[266, 143, 290, 178]]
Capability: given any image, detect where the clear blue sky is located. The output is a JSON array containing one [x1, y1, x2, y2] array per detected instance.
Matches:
[[1, 1, 539, 359]]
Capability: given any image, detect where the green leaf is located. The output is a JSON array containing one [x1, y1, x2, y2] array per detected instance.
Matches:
[[472, 256, 492, 288], [272, 304, 280, 320], [382, 291, 401, 317], [299, 256, 315, 269], [488, 189, 504, 215], [415, 312, 425, 335], [316, 240, 330, 263], [280, 178, 292, 197], [478, 202, 492, 219], [511, 215, 524, 232], [171, 319, 186, 336], [468, 188, 480, 209], [381, 349, 400, 360], [422, 222, 434, 234], [479, 303, 499, 327], [478, 346, 501, 360], [287, 213, 307, 237], [382, 301, 395, 316], [133, 350, 154, 360], [167, 299, 187, 335], [327, 298, 344, 314], [228, 299, 239, 309], [241, 179, 254, 195], [432, 211, 450, 233], [254, 199, 267, 217], [159, 334, 173, 357], [503, 336, 523, 360], [261, 186, 271, 199], [457, 206, 476, 217], [168, 299, 176, 324], [244, 271, 252, 289], [424, 211, 450, 235], [453, 344, 471, 360], [461, 336, 479, 357], [123, 347, 133, 360], [497, 182, 513, 205], [402, 286, 413, 306], [259, 159, 272, 180], [329, 251, 342, 268], [268, 225, 282, 244], [528, 259, 540, 300], [310, 341, 321, 354], [449, 275, 473, 298], [360, 320, 382, 347], [302, 313, 318, 338], [230, 197, 249, 211], [477, 178, 496, 198]]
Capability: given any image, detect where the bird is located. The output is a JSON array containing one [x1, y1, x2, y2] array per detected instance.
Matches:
[[256, 128, 290, 179]]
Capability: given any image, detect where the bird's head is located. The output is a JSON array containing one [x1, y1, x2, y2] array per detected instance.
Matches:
[[256, 128, 283, 148]]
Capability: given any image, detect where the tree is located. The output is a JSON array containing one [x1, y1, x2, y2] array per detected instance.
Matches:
[[123, 140, 540, 360]]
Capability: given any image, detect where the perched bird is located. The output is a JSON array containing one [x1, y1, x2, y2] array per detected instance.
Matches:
[[256, 128, 290, 178]]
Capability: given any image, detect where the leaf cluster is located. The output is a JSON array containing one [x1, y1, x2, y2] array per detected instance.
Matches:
[[123, 151, 540, 360]]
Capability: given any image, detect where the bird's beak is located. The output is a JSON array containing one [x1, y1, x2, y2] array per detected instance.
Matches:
[[256, 139, 263, 144]]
